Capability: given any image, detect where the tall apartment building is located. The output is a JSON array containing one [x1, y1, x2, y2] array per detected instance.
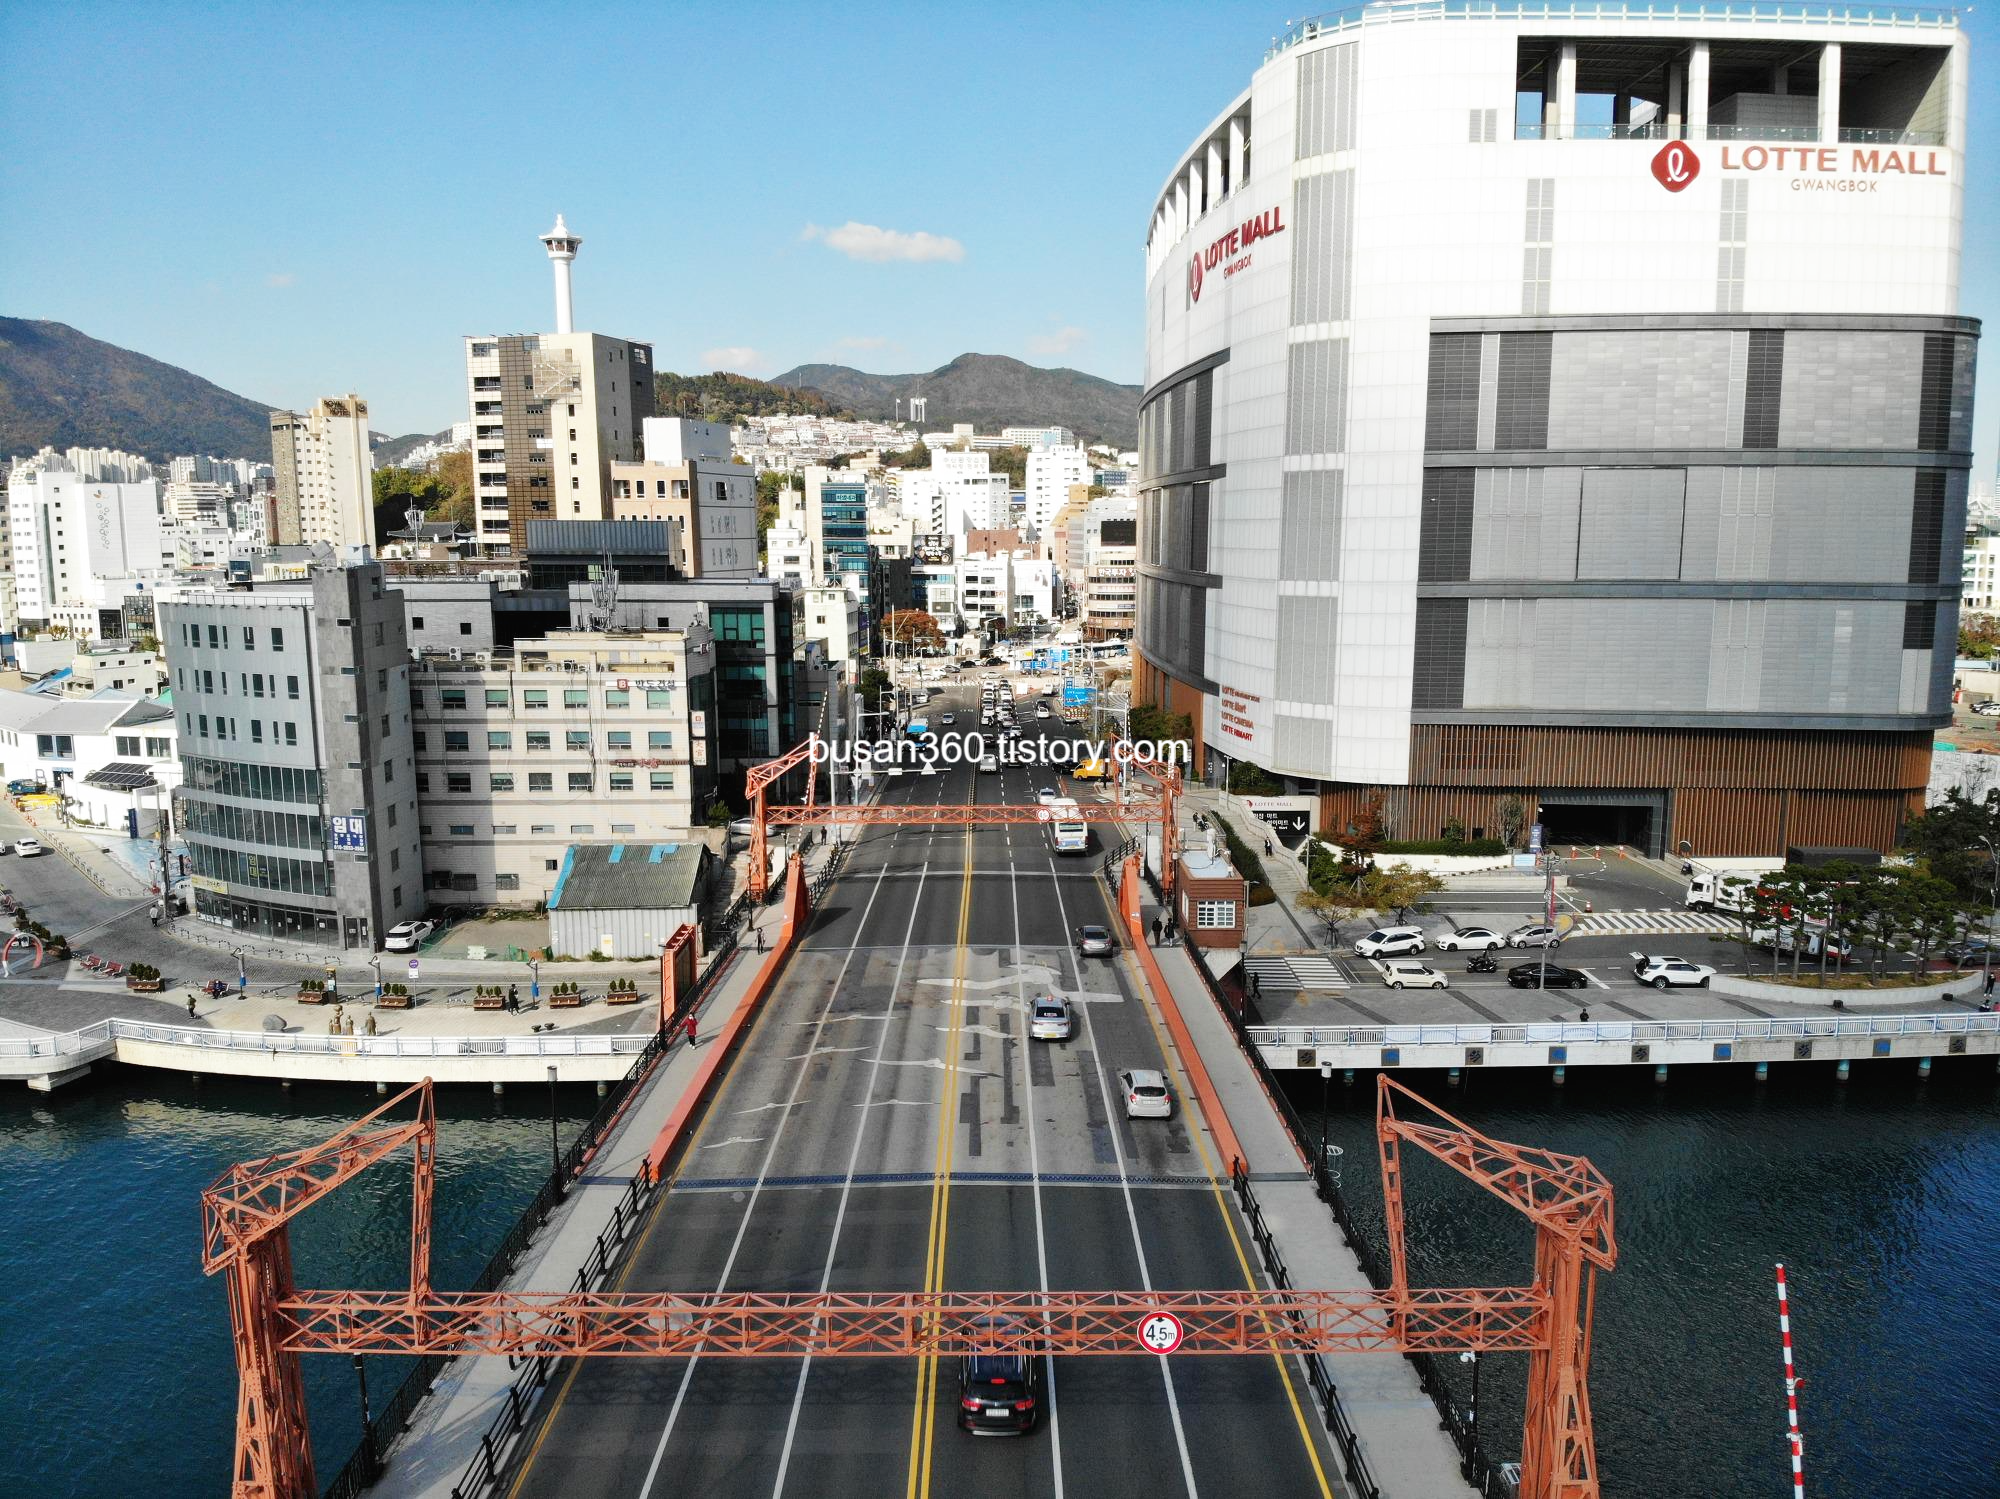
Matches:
[[1085, 517, 1138, 641], [1025, 444, 1092, 538], [892, 451, 1011, 538], [7, 468, 164, 629], [267, 395, 374, 550], [1141, 3, 1976, 856], [408, 626, 717, 907], [161, 563, 424, 947], [606, 418, 758, 577]]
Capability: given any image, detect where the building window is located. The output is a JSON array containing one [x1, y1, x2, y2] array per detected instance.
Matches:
[[413, 733, 428, 753], [115, 736, 139, 755], [270, 628, 284, 650], [485, 689, 509, 708], [545, 859, 560, 872], [563, 688, 588, 709], [565, 730, 590, 751], [609, 772, 633, 791], [524, 690, 548, 710], [441, 689, 467, 710], [416, 773, 430, 793], [459, 622, 473, 635], [495, 873, 520, 892], [287, 675, 300, 699], [448, 824, 473, 836], [569, 823, 592, 834], [604, 689, 630, 709], [568, 773, 593, 793], [610, 823, 636, 834], [492, 824, 516, 835], [488, 731, 512, 750], [646, 689, 672, 709], [529, 773, 553, 792], [649, 770, 675, 791], [527, 731, 551, 751], [1195, 900, 1237, 929], [607, 731, 631, 750], [145, 737, 169, 757], [284, 724, 297, 746], [381, 757, 392, 781], [647, 731, 674, 751], [533, 824, 555, 835], [445, 731, 470, 753], [411, 617, 425, 630], [491, 773, 515, 792], [242, 627, 255, 650]]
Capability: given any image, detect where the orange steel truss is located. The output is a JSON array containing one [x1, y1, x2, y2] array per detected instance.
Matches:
[[1378, 1074, 1618, 1499], [744, 734, 1182, 900], [202, 1068, 1615, 1498]]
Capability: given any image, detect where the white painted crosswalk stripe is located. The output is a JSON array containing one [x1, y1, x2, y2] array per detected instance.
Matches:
[[1572, 909, 1736, 937]]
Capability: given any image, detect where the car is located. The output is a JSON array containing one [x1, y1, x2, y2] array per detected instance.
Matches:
[[1974, 700, 2000, 715], [979, 755, 999, 774], [1944, 937, 1995, 965], [1117, 1067, 1173, 1119], [727, 817, 773, 841], [1434, 926, 1503, 952], [1381, 961, 1448, 990], [5, 779, 41, 795], [956, 1317, 1043, 1435], [1507, 962, 1592, 989], [382, 920, 435, 953], [939, 712, 956, 725], [12, 838, 42, 858], [1078, 924, 1115, 957], [1353, 925, 1425, 958], [1034, 704, 1052, 719], [1631, 953, 1716, 988], [1037, 787, 1060, 806], [1507, 924, 1562, 949], [1028, 995, 1074, 1041]]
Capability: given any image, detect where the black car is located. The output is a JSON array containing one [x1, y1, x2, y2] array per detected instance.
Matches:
[[1507, 962, 1591, 989], [958, 1346, 1042, 1435]]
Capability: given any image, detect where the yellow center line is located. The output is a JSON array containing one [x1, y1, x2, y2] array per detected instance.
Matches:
[[906, 823, 975, 1499], [1110, 879, 1337, 1499]]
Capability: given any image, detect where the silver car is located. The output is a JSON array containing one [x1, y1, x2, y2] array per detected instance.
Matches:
[[1507, 924, 1562, 949], [1028, 995, 1074, 1041], [1118, 1068, 1172, 1119], [1078, 924, 1115, 957]]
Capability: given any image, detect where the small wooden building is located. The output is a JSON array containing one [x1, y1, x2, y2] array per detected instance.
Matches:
[[1173, 848, 1247, 950]]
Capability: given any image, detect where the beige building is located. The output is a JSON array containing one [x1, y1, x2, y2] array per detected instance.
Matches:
[[464, 332, 653, 555], [409, 627, 718, 907], [268, 395, 373, 550], [606, 418, 757, 578], [1084, 519, 1137, 641]]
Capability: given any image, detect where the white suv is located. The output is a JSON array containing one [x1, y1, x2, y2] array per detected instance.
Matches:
[[1381, 961, 1448, 990], [1631, 954, 1716, 989], [1353, 925, 1425, 958]]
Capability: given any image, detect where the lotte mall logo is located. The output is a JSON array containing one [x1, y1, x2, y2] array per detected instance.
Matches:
[[1188, 252, 1205, 302], [1651, 140, 1701, 192]]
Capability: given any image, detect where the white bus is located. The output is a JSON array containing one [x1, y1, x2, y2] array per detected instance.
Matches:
[[1045, 797, 1088, 855]]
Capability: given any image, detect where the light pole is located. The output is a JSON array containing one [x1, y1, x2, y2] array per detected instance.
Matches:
[[351, 1354, 377, 1481], [547, 1065, 562, 1195], [1459, 1349, 1481, 1480], [367, 955, 382, 1000], [1317, 1063, 1333, 1185]]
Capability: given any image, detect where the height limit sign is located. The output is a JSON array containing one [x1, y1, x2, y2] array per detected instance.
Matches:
[[1137, 1312, 1185, 1355]]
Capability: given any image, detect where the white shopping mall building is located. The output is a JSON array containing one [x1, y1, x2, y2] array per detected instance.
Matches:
[[1137, 1, 1975, 857]]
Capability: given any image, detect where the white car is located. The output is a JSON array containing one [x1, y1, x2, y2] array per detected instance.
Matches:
[[979, 756, 999, 774], [1118, 1067, 1173, 1119], [1974, 700, 2000, 715], [1353, 925, 1425, 958], [1507, 924, 1563, 949], [1037, 787, 1060, 806], [1028, 995, 1074, 1041], [382, 920, 435, 953], [939, 713, 956, 725], [12, 838, 43, 858], [1434, 926, 1503, 952], [1630, 953, 1716, 989], [1381, 961, 1448, 990]]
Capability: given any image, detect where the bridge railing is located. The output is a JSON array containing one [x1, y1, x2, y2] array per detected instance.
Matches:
[[0, 1017, 657, 1066], [1246, 1011, 2000, 1051]]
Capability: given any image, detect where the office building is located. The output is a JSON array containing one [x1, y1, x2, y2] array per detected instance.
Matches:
[[1025, 444, 1091, 538], [607, 418, 758, 577], [7, 468, 164, 629], [1085, 518, 1138, 641], [1001, 426, 1077, 450], [161, 562, 424, 946], [465, 217, 653, 554], [893, 450, 1012, 538], [1963, 528, 2000, 616], [1140, 3, 1976, 856], [268, 395, 374, 550]]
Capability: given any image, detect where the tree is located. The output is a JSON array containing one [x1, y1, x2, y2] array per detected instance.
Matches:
[[857, 667, 893, 717], [881, 440, 930, 470], [1345, 790, 1388, 855], [705, 797, 732, 828], [1361, 865, 1446, 925], [1227, 761, 1280, 795], [1960, 615, 2000, 659], [1496, 795, 1527, 850], [755, 470, 797, 557], [1900, 787, 2000, 901], [985, 445, 1031, 488], [880, 609, 946, 652]]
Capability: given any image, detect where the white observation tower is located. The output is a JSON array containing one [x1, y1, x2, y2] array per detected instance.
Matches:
[[539, 213, 582, 334]]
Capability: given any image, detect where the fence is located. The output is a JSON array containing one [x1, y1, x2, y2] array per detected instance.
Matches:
[[1247, 1010, 2000, 1052], [0, 1017, 655, 1070]]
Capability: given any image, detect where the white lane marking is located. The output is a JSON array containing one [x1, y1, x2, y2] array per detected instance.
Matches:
[[733, 1099, 809, 1115], [852, 1097, 938, 1110], [792, 1013, 892, 1026], [700, 1135, 765, 1151], [631, 799, 914, 1499], [784, 1043, 873, 1060], [1582, 968, 1611, 990]]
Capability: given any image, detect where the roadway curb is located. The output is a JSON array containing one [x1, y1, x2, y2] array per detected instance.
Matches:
[[1116, 853, 1247, 1176]]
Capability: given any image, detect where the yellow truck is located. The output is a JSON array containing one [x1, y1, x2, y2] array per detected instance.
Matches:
[[1072, 758, 1109, 781]]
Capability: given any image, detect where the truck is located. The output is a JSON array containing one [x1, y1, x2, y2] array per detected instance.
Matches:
[[1072, 758, 1109, 781], [1748, 925, 1851, 962], [1685, 870, 1763, 915]]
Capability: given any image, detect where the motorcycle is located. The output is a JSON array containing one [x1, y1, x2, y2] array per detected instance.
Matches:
[[1466, 952, 1499, 975]]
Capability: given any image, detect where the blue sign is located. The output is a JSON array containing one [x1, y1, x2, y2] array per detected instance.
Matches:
[[1062, 683, 1093, 708], [330, 815, 367, 852], [1529, 822, 1544, 854]]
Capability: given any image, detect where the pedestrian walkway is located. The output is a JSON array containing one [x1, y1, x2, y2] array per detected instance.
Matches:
[[1179, 785, 1326, 955], [1243, 952, 1351, 993], [368, 942, 767, 1499], [1572, 908, 1736, 937]]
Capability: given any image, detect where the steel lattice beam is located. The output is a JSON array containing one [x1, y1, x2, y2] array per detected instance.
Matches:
[[275, 1286, 1550, 1359]]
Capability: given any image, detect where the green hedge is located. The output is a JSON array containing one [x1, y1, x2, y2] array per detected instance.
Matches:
[[1360, 837, 1509, 856]]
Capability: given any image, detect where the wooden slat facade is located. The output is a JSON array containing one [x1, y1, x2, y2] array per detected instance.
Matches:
[[1134, 653, 1210, 779]]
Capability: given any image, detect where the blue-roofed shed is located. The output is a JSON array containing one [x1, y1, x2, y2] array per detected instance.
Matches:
[[546, 842, 713, 959]]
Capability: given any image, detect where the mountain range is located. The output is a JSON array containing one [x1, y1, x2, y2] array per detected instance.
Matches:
[[769, 353, 1139, 448]]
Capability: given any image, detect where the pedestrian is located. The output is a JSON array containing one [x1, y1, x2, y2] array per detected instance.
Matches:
[[755, 923, 766, 953], [1579, 1008, 1591, 1023], [186, 992, 197, 1019], [508, 982, 519, 1013], [364, 1012, 377, 1036], [1250, 971, 1261, 998], [1984, 969, 1995, 1000], [1264, 835, 1274, 857], [149, 906, 160, 928], [1151, 916, 1162, 946], [684, 1010, 700, 1048]]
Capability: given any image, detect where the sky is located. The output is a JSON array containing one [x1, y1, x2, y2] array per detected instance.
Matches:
[[0, 0, 1995, 480]]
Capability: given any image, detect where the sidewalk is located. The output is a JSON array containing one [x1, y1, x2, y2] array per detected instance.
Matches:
[[1178, 785, 1327, 956], [369, 942, 766, 1499], [1141, 910, 1472, 1498]]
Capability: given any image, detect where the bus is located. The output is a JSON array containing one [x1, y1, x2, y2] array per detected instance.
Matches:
[[1045, 797, 1088, 855]]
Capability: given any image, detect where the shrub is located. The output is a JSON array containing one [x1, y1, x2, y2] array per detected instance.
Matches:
[[1372, 838, 1508, 856], [1226, 762, 1281, 796], [128, 962, 159, 982]]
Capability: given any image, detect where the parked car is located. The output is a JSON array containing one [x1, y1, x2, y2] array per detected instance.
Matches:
[[5, 779, 41, 796], [1434, 926, 1504, 952], [1508, 962, 1591, 989], [1631, 953, 1716, 988], [1943, 937, 1995, 965], [956, 1317, 1043, 1435], [1974, 700, 2000, 715], [1353, 925, 1426, 958], [1078, 924, 1115, 957], [1507, 924, 1562, 949], [383, 920, 435, 953], [12, 838, 43, 858], [1117, 1067, 1173, 1119], [1028, 995, 1074, 1042], [1381, 961, 1448, 990]]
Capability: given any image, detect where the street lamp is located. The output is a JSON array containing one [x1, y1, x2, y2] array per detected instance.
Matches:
[[547, 1065, 563, 1196], [1459, 1349, 1482, 1480], [1317, 1062, 1333, 1187]]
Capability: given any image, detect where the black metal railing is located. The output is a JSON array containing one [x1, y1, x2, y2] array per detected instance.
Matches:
[[1183, 945, 1510, 1497], [1232, 1163, 1382, 1499]]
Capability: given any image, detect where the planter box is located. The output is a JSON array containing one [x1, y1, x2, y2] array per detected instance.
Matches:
[[473, 995, 505, 1011], [126, 977, 164, 992], [377, 993, 413, 1010], [605, 989, 642, 1005], [549, 993, 586, 1009], [297, 990, 330, 1004]]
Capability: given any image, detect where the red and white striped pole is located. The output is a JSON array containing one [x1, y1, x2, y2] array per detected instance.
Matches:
[[1775, 1263, 1806, 1499]]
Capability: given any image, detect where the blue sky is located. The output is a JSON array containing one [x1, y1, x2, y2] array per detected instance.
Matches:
[[1, 0, 1994, 479]]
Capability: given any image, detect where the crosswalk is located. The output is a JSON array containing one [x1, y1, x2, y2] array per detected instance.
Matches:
[[1243, 953, 1351, 992], [1571, 909, 1737, 938]]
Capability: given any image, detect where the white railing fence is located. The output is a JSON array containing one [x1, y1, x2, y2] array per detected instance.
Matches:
[[1250, 1011, 2000, 1052], [0, 1018, 652, 1065]]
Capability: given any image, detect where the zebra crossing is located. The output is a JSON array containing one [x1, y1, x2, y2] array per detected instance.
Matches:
[[1243, 953, 1351, 992], [1571, 909, 1737, 938]]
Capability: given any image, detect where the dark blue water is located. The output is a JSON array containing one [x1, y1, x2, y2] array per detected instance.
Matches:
[[1296, 1061, 2000, 1499], [0, 1070, 595, 1499]]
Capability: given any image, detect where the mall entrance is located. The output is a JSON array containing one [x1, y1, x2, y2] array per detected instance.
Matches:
[[1535, 789, 1667, 858]]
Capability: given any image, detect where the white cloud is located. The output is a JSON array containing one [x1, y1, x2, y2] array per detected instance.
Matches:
[[701, 346, 762, 370], [1026, 325, 1087, 357], [802, 221, 965, 264], [265, 272, 296, 288]]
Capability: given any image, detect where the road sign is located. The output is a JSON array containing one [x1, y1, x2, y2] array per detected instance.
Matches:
[[1137, 1312, 1185, 1355], [1241, 795, 1316, 846], [1529, 822, 1544, 854], [407, 958, 420, 977]]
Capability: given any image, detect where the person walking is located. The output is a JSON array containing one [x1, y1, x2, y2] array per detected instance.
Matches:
[[1984, 969, 1995, 1002], [683, 1010, 699, 1048], [186, 991, 198, 1019], [508, 982, 519, 1013]]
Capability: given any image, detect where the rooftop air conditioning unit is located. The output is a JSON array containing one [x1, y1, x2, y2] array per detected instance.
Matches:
[[475, 651, 492, 666], [449, 647, 463, 662], [562, 659, 580, 672]]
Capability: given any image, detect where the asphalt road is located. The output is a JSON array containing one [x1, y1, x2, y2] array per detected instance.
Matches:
[[498, 682, 1341, 1499]]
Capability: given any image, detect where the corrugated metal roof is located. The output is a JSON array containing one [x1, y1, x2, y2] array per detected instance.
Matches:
[[526, 519, 674, 557], [548, 842, 708, 910]]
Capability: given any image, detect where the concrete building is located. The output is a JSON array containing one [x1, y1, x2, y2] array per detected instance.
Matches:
[[546, 841, 714, 960], [1025, 444, 1092, 539], [800, 583, 861, 665], [166, 480, 234, 524], [409, 626, 717, 908], [1963, 529, 2000, 615], [465, 218, 653, 554], [606, 418, 758, 577], [1140, 3, 1977, 856], [268, 395, 374, 551], [1084, 518, 1138, 641], [1002, 426, 1077, 449], [161, 563, 424, 947], [765, 523, 815, 590], [7, 468, 163, 630], [0, 688, 178, 834], [893, 450, 1012, 538]]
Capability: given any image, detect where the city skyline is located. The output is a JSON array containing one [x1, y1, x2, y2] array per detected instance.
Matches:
[[6, 0, 1992, 482]]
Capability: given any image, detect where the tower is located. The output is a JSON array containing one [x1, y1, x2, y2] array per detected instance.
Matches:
[[540, 213, 582, 334]]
